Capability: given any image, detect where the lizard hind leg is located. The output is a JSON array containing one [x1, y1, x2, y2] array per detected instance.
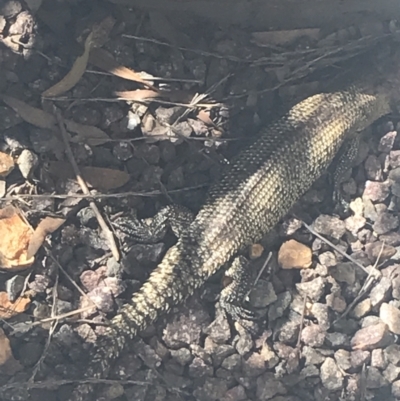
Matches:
[[113, 204, 195, 243], [219, 255, 257, 323], [328, 134, 361, 212]]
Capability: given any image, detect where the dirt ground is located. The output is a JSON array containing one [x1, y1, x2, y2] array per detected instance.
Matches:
[[1, 1, 400, 400]]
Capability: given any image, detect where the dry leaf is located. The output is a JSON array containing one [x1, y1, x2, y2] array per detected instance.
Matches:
[[0, 207, 34, 270], [49, 162, 130, 190], [42, 31, 94, 97], [1, 95, 57, 129], [2, 96, 110, 146], [0, 151, 15, 177], [0, 328, 22, 375], [27, 217, 66, 259], [115, 89, 162, 101], [115, 89, 192, 103], [65, 119, 110, 146], [89, 48, 157, 90], [0, 292, 31, 319], [252, 28, 320, 46], [197, 109, 215, 126]]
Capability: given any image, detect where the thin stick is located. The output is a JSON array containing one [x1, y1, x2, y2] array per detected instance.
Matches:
[[55, 110, 120, 260]]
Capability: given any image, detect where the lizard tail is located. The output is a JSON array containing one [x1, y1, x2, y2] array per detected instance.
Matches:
[[69, 241, 201, 401]]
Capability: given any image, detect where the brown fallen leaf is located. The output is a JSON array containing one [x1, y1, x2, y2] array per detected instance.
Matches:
[[27, 217, 66, 259], [42, 31, 94, 97], [0, 328, 22, 375], [1, 95, 57, 129], [0, 292, 31, 319], [0, 151, 15, 177], [49, 162, 130, 190], [66, 119, 110, 146], [0, 207, 34, 270], [1, 96, 110, 146], [115, 89, 162, 101], [252, 28, 320, 47]]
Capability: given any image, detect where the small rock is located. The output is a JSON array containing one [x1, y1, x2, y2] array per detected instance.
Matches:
[[318, 251, 337, 267], [163, 300, 211, 348], [365, 242, 396, 264], [221, 354, 242, 372], [113, 142, 133, 161], [325, 332, 350, 348], [379, 131, 397, 152], [370, 277, 392, 307], [385, 344, 400, 365], [260, 343, 279, 369], [256, 372, 287, 400], [273, 343, 299, 373], [393, 276, 400, 302], [296, 277, 325, 302], [329, 262, 355, 285], [350, 298, 371, 319], [84, 286, 115, 315], [278, 240, 312, 269], [373, 212, 399, 235], [363, 180, 391, 202], [363, 199, 378, 221], [383, 363, 400, 382], [301, 324, 326, 347], [390, 150, 400, 168], [17, 149, 38, 179], [311, 303, 330, 330], [233, 326, 253, 356], [350, 349, 371, 369], [268, 291, 292, 321], [326, 293, 347, 313], [313, 215, 346, 240], [393, 380, 400, 398], [366, 366, 388, 389], [344, 215, 366, 235], [334, 349, 351, 371], [220, 385, 247, 401], [380, 303, 400, 334], [170, 348, 193, 366], [320, 357, 343, 390], [364, 155, 383, 180], [249, 280, 277, 308], [302, 346, 326, 365], [349, 197, 364, 216], [280, 217, 303, 236], [380, 231, 400, 246], [371, 348, 387, 369], [204, 308, 231, 344], [193, 377, 228, 401], [351, 322, 393, 351], [188, 356, 214, 378], [242, 352, 266, 376]]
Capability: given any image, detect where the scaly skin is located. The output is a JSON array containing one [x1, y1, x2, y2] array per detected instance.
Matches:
[[69, 49, 400, 401]]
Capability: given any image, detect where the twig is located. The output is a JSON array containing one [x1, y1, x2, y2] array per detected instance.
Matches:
[[333, 242, 384, 324], [302, 221, 371, 275], [295, 296, 308, 351], [0, 184, 208, 201], [29, 273, 60, 383], [55, 110, 120, 260]]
